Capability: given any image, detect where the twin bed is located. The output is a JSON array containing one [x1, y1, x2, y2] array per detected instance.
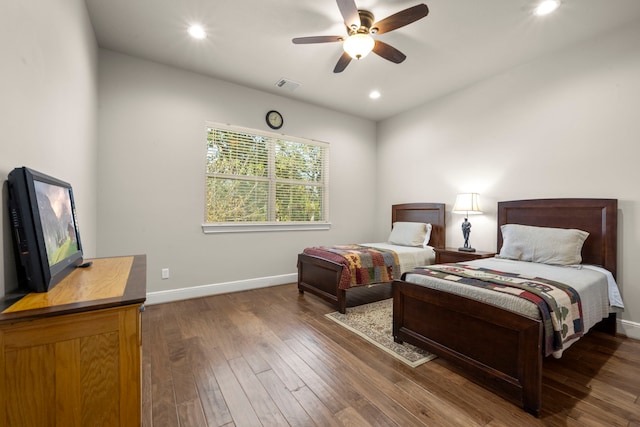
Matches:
[[297, 202, 446, 314], [298, 198, 623, 416], [392, 198, 620, 416]]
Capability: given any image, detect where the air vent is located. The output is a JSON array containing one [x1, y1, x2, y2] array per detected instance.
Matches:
[[275, 78, 301, 92]]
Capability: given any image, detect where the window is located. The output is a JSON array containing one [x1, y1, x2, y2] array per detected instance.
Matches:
[[203, 123, 330, 233]]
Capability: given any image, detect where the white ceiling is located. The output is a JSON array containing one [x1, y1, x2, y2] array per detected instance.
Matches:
[[85, 0, 640, 121]]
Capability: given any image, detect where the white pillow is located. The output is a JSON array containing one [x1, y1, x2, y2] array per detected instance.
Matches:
[[388, 222, 432, 247], [497, 224, 589, 266]]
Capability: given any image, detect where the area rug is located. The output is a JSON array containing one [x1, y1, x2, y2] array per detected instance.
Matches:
[[325, 299, 436, 367]]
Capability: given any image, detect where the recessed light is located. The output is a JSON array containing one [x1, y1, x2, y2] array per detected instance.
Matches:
[[369, 90, 381, 99], [188, 24, 206, 39], [534, 0, 560, 16]]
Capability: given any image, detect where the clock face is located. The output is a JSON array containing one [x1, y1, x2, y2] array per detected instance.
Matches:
[[266, 110, 283, 129]]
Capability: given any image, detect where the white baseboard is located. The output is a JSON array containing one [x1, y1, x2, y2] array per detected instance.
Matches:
[[619, 318, 640, 340], [145, 279, 640, 342], [145, 273, 297, 306]]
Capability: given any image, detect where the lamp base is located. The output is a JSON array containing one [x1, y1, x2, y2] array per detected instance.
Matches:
[[458, 246, 476, 252]]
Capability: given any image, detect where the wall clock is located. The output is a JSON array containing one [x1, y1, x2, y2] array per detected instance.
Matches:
[[266, 110, 283, 129]]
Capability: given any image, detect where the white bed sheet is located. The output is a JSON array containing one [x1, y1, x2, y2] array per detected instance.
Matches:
[[403, 257, 623, 357], [361, 243, 436, 274]]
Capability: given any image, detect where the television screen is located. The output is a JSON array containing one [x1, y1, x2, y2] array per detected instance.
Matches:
[[34, 180, 81, 267], [7, 167, 84, 292]]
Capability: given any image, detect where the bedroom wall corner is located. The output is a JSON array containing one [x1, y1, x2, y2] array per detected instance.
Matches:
[[375, 20, 640, 333], [96, 49, 378, 298], [0, 0, 99, 296]]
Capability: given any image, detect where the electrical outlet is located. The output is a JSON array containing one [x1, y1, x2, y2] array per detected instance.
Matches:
[[161, 268, 169, 279]]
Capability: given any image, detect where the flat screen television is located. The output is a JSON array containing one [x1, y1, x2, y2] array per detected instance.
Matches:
[[7, 167, 84, 292]]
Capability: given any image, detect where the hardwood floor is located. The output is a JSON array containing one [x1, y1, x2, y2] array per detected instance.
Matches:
[[141, 283, 640, 426]]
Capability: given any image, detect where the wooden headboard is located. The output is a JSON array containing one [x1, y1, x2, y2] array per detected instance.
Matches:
[[391, 203, 446, 250], [497, 198, 617, 278]]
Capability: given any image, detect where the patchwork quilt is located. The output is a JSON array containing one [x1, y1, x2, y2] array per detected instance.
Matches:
[[303, 244, 400, 290], [405, 264, 584, 356]]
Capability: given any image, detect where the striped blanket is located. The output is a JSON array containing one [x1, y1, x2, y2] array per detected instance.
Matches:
[[303, 244, 400, 290], [405, 264, 584, 356]]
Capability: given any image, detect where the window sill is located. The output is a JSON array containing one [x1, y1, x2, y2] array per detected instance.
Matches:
[[202, 222, 332, 234]]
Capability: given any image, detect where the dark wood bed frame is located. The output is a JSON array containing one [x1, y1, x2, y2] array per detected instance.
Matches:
[[393, 198, 618, 417], [298, 202, 446, 314]]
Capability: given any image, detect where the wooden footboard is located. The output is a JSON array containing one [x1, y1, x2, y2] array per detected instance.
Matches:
[[297, 253, 348, 313], [392, 279, 543, 416]]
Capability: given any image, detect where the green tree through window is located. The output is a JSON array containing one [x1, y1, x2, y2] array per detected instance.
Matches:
[[205, 123, 329, 224]]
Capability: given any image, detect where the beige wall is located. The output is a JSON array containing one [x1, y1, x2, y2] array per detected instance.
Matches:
[[2, 1, 637, 338], [376, 20, 640, 338], [0, 0, 98, 294], [97, 50, 378, 296]]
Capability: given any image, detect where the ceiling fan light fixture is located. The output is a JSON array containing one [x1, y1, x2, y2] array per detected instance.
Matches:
[[343, 33, 375, 60]]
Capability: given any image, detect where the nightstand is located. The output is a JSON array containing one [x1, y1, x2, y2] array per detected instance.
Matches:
[[435, 247, 496, 264]]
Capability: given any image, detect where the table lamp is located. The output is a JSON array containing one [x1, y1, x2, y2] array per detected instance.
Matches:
[[452, 193, 482, 252]]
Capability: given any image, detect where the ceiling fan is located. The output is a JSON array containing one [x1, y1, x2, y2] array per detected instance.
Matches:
[[292, 0, 429, 73]]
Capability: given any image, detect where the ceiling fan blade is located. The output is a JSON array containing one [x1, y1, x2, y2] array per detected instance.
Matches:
[[292, 35, 344, 44], [336, 0, 360, 30], [372, 40, 406, 64], [333, 52, 352, 73], [372, 4, 429, 35]]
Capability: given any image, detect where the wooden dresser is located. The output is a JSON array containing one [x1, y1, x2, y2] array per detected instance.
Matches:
[[0, 255, 146, 427]]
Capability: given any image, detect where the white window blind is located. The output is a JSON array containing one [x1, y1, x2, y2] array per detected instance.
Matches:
[[203, 123, 329, 233]]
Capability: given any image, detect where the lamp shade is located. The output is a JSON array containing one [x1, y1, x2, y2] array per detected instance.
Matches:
[[343, 34, 375, 59], [452, 193, 482, 215]]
